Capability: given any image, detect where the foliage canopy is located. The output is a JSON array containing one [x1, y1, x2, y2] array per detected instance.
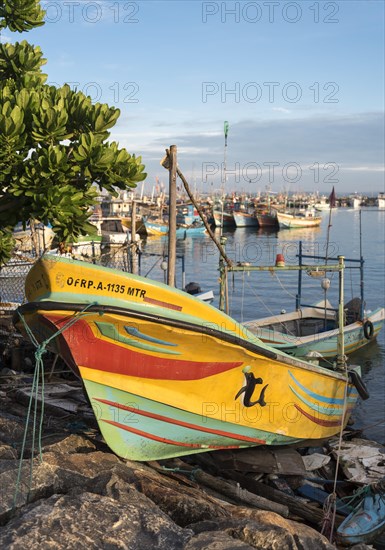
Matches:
[[0, 0, 146, 265]]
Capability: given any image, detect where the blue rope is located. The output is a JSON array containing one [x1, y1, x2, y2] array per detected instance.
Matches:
[[13, 302, 97, 508]]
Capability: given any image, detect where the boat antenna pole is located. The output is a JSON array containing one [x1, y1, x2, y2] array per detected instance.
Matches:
[[167, 145, 177, 286], [359, 209, 364, 320], [324, 186, 335, 328], [336, 255, 346, 369], [221, 121, 229, 237], [325, 186, 336, 264]]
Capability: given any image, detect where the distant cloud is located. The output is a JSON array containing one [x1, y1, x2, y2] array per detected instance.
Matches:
[[344, 166, 385, 172], [111, 111, 385, 193], [272, 107, 292, 114]]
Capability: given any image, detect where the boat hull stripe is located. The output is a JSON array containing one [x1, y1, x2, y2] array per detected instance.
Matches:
[[16, 301, 279, 361], [95, 321, 181, 355], [100, 419, 241, 450], [289, 371, 357, 404], [45, 316, 243, 380], [143, 296, 182, 311], [94, 398, 266, 444], [289, 385, 348, 416], [124, 326, 177, 346], [294, 404, 350, 427]]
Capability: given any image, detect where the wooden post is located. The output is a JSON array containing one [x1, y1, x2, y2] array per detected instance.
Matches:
[[337, 255, 346, 369], [167, 145, 177, 286], [131, 200, 138, 275]]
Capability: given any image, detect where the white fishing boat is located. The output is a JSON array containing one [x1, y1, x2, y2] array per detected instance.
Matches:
[[277, 209, 322, 229], [13, 221, 55, 254], [241, 229, 384, 361]]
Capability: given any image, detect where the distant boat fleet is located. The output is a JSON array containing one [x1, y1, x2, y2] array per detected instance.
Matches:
[[11, 190, 385, 258], [84, 189, 385, 237]]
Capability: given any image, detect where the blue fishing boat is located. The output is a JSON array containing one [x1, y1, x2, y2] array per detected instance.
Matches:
[[144, 219, 207, 237], [144, 202, 207, 237], [337, 483, 385, 545]]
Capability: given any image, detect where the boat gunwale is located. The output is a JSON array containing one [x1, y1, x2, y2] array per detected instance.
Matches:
[[15, 300, 353, 380]]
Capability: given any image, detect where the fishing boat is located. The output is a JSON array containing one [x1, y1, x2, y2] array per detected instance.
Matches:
[[277, 209, 322, 229], [232, 211, 259, 228], [53, 217, 133, 259], [336, 482, 385, 545], [13, 221, 55, 254], [15, 254, 365, 462], [255, 209, 278, 228], [244, 299, 384, 360], [96, 217, 131, 246], [242, 244, 384, 360], [120, 213, 147, 236], [144, 218, 207, 237], [212, 208, 235, 228], [144, 202, 207, 237], [255, 190, 279, 228], [176, 203, 202, 225], [313, 199, 337, 212], [184, 281, 214, 304], [351, 195, 362, 209]]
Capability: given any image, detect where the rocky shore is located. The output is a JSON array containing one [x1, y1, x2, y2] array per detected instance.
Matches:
[[0, 367, 381, 550]]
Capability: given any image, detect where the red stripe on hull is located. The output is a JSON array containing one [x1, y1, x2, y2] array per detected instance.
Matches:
[[95, 398, 266, 444], [143, 296, 182, 311], [45, 315, 243, 380], [101, 419, 241, 450], [294, 404, 351, 427]]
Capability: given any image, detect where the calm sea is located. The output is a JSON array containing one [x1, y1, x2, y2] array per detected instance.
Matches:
[[139, 207, 385, 443]]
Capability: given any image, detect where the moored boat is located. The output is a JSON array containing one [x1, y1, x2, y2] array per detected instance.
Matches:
[[241, 243, 384, 360], [15, 254, 365, 462], [13, 221, 55, 254], [232, 211, 259, 228], [212, 209, 235, 228], [277, 210, 322, 229], [243, 299, 384, 360], [144, 219, 207, 237], [255, 209, 278, 228], [336, 482, 385, 546]]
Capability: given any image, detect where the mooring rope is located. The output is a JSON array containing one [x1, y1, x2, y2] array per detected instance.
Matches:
[[321, 369, 350, 542], [13, 302, 97, 508]]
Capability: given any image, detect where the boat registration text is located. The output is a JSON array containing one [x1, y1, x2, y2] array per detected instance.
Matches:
[[66, 277, 146, 298]]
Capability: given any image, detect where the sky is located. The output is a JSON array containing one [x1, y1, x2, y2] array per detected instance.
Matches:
[[2, 0, 385, 196]]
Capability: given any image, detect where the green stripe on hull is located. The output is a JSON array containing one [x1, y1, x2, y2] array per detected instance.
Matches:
[[83, 379, 297, 461], [95, 321, 181, 355]]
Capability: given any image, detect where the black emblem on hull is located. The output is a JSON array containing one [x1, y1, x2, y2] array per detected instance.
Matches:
[[235, 369, 268, 408]]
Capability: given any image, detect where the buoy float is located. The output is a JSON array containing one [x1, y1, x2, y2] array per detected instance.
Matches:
[[275, 254, 285, 267]]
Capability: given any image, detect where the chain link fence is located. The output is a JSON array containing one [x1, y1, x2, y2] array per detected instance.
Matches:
[[0, 256, 35, 307], [0, 242, 141, 309], [0, 234, 191, 311]]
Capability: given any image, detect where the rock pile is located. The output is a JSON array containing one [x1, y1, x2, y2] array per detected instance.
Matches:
[[0, 378, 378, 549]]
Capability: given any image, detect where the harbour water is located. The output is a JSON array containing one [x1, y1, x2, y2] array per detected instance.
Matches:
[[139, 207, 385, 443]]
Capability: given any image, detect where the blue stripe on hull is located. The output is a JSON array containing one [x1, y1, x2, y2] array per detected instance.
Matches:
[[288, 371, 358, 405]]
